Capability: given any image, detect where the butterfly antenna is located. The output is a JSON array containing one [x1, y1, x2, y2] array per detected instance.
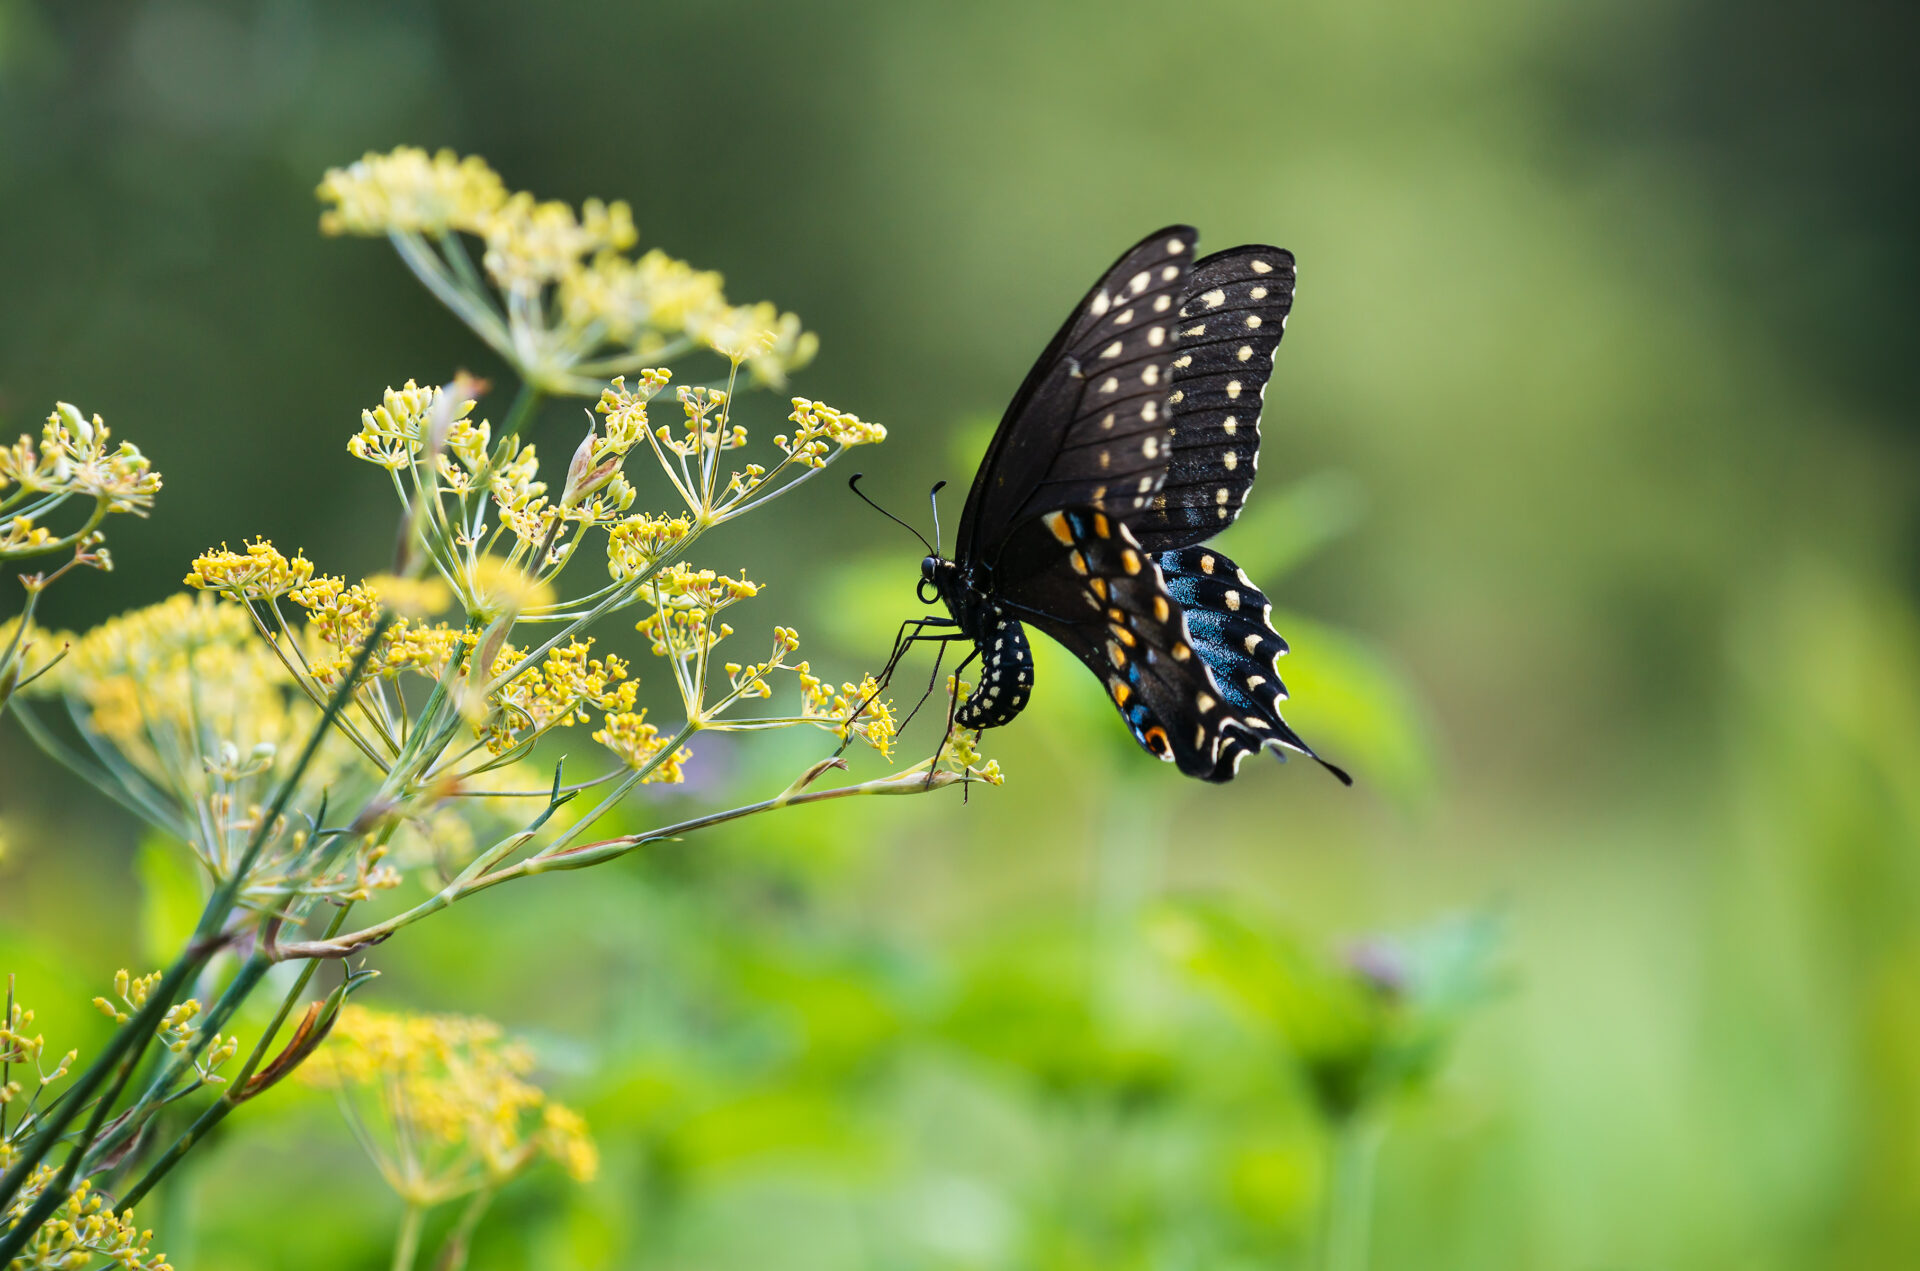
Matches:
[[928, 480, 948, 556], [848, 473, 934, 553]]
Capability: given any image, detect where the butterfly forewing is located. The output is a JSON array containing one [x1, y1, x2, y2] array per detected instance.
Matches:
[[958, 227, 1195, 565], [1129, 247, 1296, 552]]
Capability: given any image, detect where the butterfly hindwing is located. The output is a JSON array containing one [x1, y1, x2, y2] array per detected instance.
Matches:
[[1129, 247, 1296, 552], [958, 227, 1196, 564], [993, 507, 1253, 779], [1154, 544, 1348, 783]]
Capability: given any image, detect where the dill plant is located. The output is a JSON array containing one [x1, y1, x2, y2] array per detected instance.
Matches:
[[0, 146, 999, 1268]]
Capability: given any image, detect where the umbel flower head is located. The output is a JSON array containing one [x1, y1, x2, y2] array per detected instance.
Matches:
[[302, 1005, 597, 1207], [316, 146, 506, 237], [317, 146, 816, 395], [1, 1167, 171, 1271]]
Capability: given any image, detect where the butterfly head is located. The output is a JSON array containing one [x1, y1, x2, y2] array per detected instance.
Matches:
[[918, 553, 955, 606]]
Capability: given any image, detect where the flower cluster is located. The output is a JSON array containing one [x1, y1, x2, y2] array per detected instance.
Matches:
[[183, 539, 316, 600], [591, 708, 690, 781], [24, 594, 409, 906], [2, 1167, 170, 1271], [0, 145, 1005, 1271], [36, 593, 300, 781], [1, 998, 78, 1172], [605, 511, 691, 582], [1, 403, 162, 713], [92, 971, 239, 1086], [302, 1005, 597, 1207], [482, 638, 630, 756], [316, 146, 505, 237], [800, 670, 901, 760], [0, 403, 160, 558], [317, 147, 816, 395]]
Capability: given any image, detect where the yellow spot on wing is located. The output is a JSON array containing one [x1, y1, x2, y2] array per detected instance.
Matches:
[[1043, 511, 1074, 545]]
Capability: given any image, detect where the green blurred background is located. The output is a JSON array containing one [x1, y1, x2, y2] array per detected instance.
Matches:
[[3, 0, 1918, 1267]]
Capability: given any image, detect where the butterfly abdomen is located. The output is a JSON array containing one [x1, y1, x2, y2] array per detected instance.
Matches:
[[955, 606, 1033, 729]]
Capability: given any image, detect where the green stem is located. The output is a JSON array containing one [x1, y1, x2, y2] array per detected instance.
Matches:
[[432, 1187, 495, 1271], [117, 905, 357, 1209], [499, 381, 543, 440], [83, 954, 273, 1173], [392, 1202, 427, 1271], [0, 619, 389, 1259], [1320, 1118, 1379, 1271], [269, 760, 977, 961]]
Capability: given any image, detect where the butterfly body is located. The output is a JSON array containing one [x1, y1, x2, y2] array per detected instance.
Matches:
[[907, 226, 1349, 784], [921, 554, 1035, 729]]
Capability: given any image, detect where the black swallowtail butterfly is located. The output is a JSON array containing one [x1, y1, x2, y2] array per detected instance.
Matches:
[[884, 226, 1351, 784]]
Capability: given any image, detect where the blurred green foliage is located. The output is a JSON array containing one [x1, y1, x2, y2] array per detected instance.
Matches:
[[2, 0, 1918, 1267]]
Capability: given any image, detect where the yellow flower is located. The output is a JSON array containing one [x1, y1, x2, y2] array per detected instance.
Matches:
[[605, 512, 692, 582], [303, 1005, 598, 1206], [799, 667, 897, 759], [482, 192, 637, 292], [693, 301, 819, 387], [464, 556, 557, 619], [347, 379, 476, 470], [91, 969, 237, 1084], [184, 539, 315, 600], [559, 250, 727, 345], [362, 573, 453, 619], [317, 146, 507, 236], [1, 403, 161, 560], [942, 723, 1005, 786], [481, 638, 630, 755], [774, 398, 886, 472], [33, 593, 294, 759], [1, 1166, 171, 1271], [593, 707, 690, 781]]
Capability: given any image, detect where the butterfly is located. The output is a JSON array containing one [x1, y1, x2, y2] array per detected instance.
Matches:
[[878, 225, 1350, 784]]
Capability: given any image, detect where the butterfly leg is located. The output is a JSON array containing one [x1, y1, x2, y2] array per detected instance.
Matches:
[[836, 615, 959, 756], [893, 634, 964, 735], [923, 644, 982, 787]]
